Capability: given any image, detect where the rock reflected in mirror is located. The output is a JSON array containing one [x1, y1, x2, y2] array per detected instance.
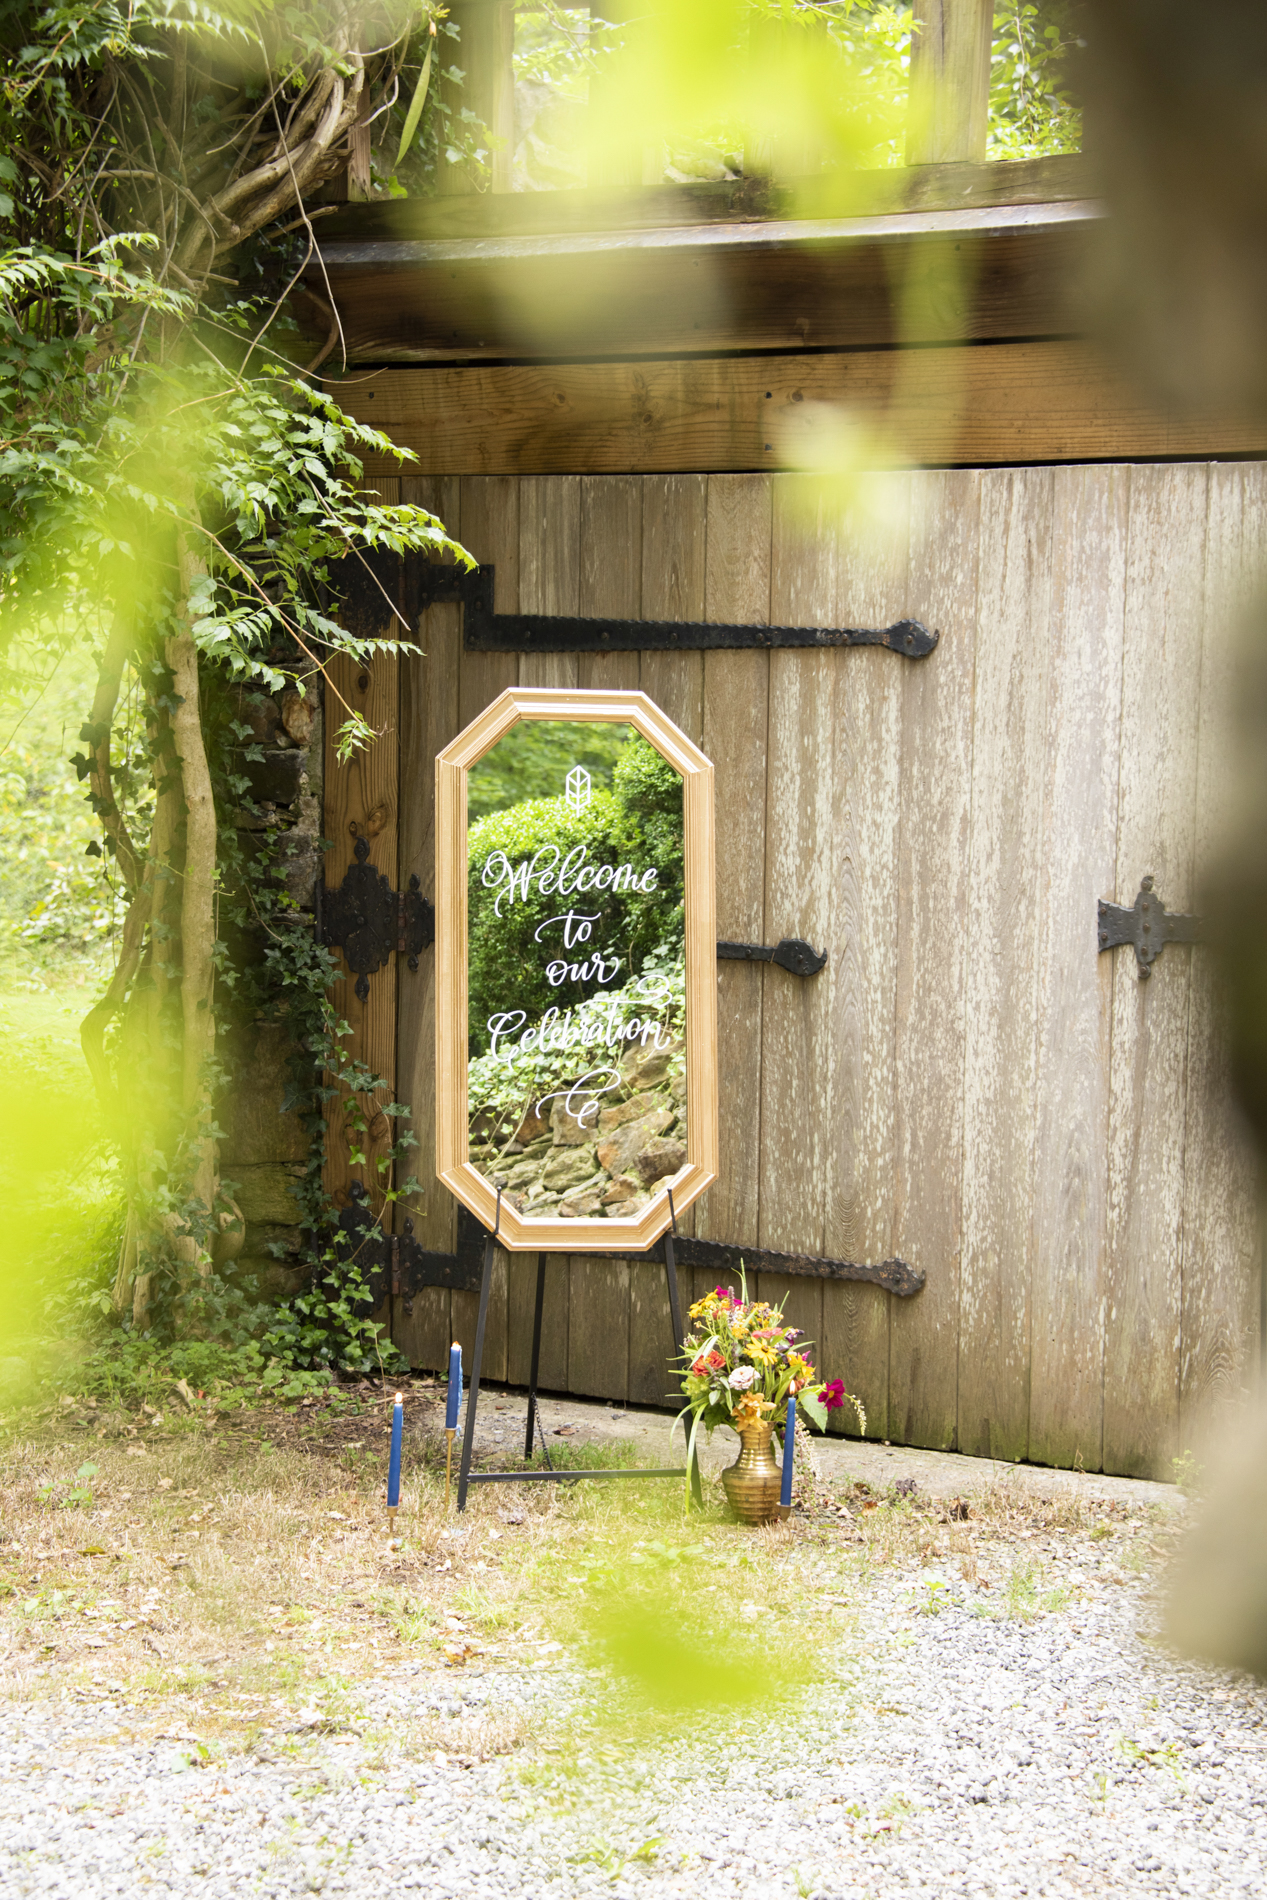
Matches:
[[466, 718, 686, 1220]]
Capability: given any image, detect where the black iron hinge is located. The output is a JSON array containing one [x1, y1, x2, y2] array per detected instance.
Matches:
[[414, 562, 937, 658], [335, 1184, 484, 1312], [318, 837, 435, 1001], [1098, 875, 1201, 980], [718, 937, 827, 975]]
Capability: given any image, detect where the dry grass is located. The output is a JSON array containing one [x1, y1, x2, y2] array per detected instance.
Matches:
[[0, 1394, 1172, 1760]]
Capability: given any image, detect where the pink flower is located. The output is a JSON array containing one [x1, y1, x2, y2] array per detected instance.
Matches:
[[821, 1380, 846, 1411]]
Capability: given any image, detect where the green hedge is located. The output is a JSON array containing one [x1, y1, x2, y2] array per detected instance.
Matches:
[[467, 736, 683, 1056]]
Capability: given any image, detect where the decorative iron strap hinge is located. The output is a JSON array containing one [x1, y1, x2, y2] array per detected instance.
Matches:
[[335, 1196, 923, 1305], [317, 837, 435, 1002], [718, 937, 827, 975], [1097, 875, 1201, 979], [414, 562, 937, 658]]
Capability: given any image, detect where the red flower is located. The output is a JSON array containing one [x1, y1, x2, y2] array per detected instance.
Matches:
[[821, 1380, 846, 1410], [691, 1349, 725, 1375]]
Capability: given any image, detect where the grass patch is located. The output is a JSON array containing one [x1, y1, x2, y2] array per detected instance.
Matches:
[[0, 1392, 1173, 1767]]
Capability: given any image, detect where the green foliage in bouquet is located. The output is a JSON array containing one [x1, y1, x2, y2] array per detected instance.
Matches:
[[679, 1280, 865, 1439]]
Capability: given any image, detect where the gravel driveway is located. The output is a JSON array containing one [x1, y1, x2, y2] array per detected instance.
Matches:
[[3, 1464, 1264, 1900]]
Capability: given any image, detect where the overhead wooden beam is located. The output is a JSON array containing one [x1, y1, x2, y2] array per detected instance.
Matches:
[[313, 199, 1097, 363], [326, 341, 1264, 479], [907, 0, 994, 166], [317, 154, 1094, 244]]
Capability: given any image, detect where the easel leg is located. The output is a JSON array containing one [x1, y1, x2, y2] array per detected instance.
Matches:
[[664, 1231, 702, 1507], [456, 1234, 496, 1513], [524, 1253, 546, 1461]]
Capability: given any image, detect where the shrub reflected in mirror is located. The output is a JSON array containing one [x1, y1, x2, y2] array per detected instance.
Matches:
[[465, 719, 687, 1221]]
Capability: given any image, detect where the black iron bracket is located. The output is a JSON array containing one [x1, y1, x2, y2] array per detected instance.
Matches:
[[318, 837, 434, 1002], [718, 937, 827, 976], [333, 1182, 481, 1313], [1098, 875, 1201, 980], [415, 562, 937, 658]]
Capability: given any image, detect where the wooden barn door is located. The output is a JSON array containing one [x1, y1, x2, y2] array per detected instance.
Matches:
[[333, 464, 1264, 1480]]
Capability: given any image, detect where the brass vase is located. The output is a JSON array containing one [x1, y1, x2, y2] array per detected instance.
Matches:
[[721, 1421, 784, 1525]]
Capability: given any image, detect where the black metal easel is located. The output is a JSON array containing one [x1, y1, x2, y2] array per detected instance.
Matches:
[[455, 1188, 703, 1510]]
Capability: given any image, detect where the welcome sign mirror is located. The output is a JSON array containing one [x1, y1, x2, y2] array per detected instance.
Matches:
[[435, 688, 717, 1251]]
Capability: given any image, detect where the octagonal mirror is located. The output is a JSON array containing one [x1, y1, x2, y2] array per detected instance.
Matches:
[[435, 688, 717, 1251]]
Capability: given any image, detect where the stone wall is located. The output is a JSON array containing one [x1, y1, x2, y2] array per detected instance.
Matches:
[[218, 681, 324, 1296]]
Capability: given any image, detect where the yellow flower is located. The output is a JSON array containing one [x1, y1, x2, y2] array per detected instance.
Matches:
[[747, 1344, 777, 1367]]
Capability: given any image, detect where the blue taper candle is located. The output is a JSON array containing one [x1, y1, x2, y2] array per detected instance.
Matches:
[[387, 1391, 403, 1510], [446, 1343, 462, 1429], [780, 1394, 797, 1507]]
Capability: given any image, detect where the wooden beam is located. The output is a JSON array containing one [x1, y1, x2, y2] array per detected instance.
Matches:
[[907, 0, 993, 166], [316, 154, 1095, 243], [326, 342, 1265, 479], [314, 201, 1097, 362]]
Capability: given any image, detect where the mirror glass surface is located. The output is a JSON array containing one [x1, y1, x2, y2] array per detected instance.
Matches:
[[466, 718, 686, 1221]]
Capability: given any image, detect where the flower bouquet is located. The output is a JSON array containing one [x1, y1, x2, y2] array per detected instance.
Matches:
[[677, 1281, 864, 1522]]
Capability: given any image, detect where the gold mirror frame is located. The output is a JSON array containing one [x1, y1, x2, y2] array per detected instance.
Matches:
[[435, 687, 717, 1252]]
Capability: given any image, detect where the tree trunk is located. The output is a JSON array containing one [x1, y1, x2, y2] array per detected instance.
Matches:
[[166, 511, 220, 1282]]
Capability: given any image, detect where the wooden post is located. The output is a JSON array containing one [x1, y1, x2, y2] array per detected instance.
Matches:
[[587, 0, 655, 189], [347, 84, 372, 201], [745, 12, 830, 182], [438, 0, 515, 196], [906, 0, 993, 166]]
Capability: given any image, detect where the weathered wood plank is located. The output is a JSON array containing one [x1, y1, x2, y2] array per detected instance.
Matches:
[[440, 479, 525, 1383], [637, 476, 708, 739], [889, 470, 981, 1450], [394, 476, 462, 1371], [507, 1253, 571, 1393], [695, 475, 772, 1254], [638, 474, 708, 1251], [323, 472, 402, 1225], [1104, 465, 1209, 1478], [577, 475, 643, 693], [957, 468, 1052, 1462], [518, 476, 580, 689], [819, 479, 911, 1440], [574, 476, 652, 1401], [759, 480, 838, 1258], [1027, 466, 1127, 1471], [756, 1271, 823, 1395], [1179, 465, 1267, 1447], [329, 345, 1265, 479], [629, 1259, 682, 1411], [458, 477, 521, 731], [567, 1256, 631, 1402], [449, 477, 522, 1379]]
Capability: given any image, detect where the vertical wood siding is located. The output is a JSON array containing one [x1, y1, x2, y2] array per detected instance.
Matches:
[[375, 463, 1263, 1478]]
